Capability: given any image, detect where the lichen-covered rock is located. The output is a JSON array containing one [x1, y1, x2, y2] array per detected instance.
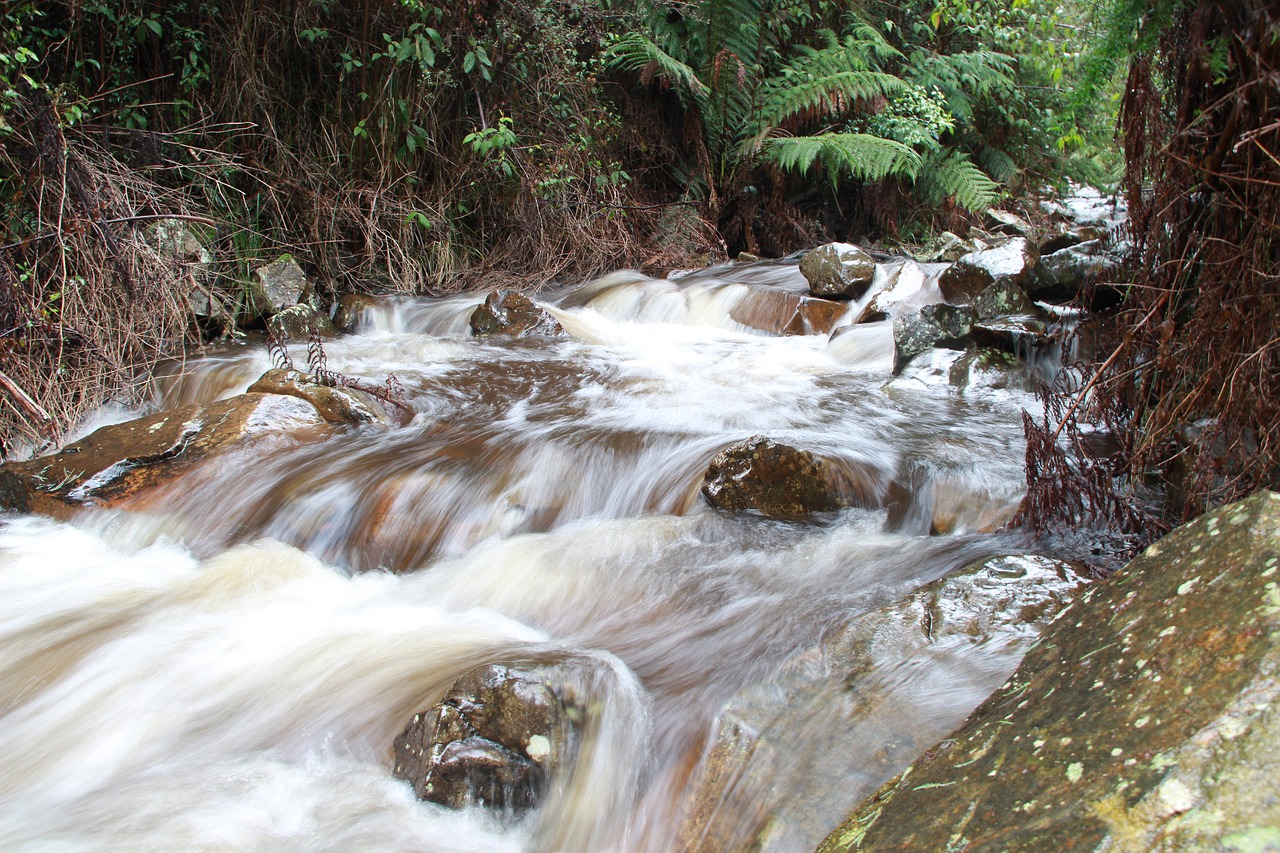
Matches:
[[701, 435, 875, 519], [332, 293, 383, 333], [909, 231, 981, 264], [247, 368, 398, 426], [891, 303, 976, 374], [938, 238, 1041, 304], [947, 347, 1025, 393], [392, 663, 578, 812], [0, 394, 326, 518], [800, 243, 876, 300], [820, 490, 1280, 853], [470, 290, 566, 337], [680, 554, 1085, 853], [265, 304, 335, 340], [729, 289, 850, 336], [972, 280, 1034, 320], [247, 254, 311, 319]]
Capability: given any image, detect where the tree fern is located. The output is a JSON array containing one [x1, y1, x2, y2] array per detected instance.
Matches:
[[976, 146, 1019, 184], [757, 33, 906, 129], [763, 132, 920, 186], [605, 33, 708, 100], [914, 149, 1001, 212], [905, 50, 1015, 126]]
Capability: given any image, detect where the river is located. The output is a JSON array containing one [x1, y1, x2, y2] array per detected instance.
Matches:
[[0, 259, 1056, 851]]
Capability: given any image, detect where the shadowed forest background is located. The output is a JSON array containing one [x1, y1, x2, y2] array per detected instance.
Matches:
[[0, 0, 1276, 541]]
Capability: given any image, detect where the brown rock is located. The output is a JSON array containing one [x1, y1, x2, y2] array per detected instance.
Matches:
[[332, 293, 382, 333], [469, 290, 566, 337], [247, 368, 399, 426], [730, 289, 850, 336], [701, 435, 877, 519], [0, 394, 326, 518]]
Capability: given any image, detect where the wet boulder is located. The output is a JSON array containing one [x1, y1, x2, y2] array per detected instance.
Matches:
[[680, 554, 1085, 853], [266, 304, 335, 340], [470, 290, 566, 338], [856, 260, 932, 323], [1037, 238, 1126, 302], [729, 289, 849, 336], [938, 237, 1042, 304], [821, 490, 1280, 852], [247, 368, 399, 427], [972, 314, 1054, 354], [0, 394, 327, 518], [972, 280, 1034, 320], [701, 435, 875, 519], [891, 303, 976, 374], [947, 347, 1026, 393], [393, 663, 578, 812], [800, 243, 876, 300], [332, 293, 382, 333]]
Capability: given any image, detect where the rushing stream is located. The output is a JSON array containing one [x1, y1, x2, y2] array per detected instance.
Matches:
[[0, 260, 1056, 851]]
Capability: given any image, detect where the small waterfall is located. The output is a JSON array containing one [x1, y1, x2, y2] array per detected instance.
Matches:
[[0, 260, 1053, 852]]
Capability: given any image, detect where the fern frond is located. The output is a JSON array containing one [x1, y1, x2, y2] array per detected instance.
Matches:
[[606, 33, 709, 99], [915, 149, 1001, 211], [906, 50, 1015, 125], [977, 146, 1019, 183], [763, 133, 921, 186]]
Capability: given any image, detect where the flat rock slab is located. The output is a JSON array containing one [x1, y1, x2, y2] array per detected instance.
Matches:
[[820, 490, 1280, 852], [0, 393, 326, 518], [729, 289, 849, 336]]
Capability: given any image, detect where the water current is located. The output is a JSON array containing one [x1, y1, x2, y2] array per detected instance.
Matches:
[[0, 260, 1051, 851]]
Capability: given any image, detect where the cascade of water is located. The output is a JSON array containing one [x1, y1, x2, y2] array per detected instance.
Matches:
[[0, 261, 1048, 852]]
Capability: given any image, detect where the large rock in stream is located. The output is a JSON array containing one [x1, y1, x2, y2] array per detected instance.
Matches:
[[470, 289, 566, 338], [392, 663, 580, 812], [247, 368, 401, 426], [679, 554, 1085, 853], [820, 490, 1280, 852], [0, 394, 328, 519], [701, 435, 879, 520], [800, 243, 876, 300], [938, 238, 1044, 304]]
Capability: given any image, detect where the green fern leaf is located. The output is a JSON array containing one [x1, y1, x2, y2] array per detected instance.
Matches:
[[915, 150, 1001, 211], [606, 33, 709, 99], [763, 133, 921, 186]]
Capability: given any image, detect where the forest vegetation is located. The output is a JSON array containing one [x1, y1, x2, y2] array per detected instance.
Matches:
[[0, 0, 1275, 542]]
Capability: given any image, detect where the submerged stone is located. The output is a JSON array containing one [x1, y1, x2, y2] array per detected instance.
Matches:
[[800, 243, 876, 300], [680, 554, 1085, 853], [332, 293, 383, 333], [700, 435, 876, 520], [469, 289, 566, 337], [266, 304, 335, 340], [729, 288, 849, 336], [820, 490, 1280, 852], [392, 663, 578, 812]]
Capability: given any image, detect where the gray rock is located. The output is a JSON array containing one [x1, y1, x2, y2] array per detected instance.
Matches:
[[681, 554, 1085, 853], [985, 208, 1034, 237], [948, 347, 1025, 393], [820, 490, 1280, 853], [392, 663, 578, 812], [701, 435, 876, 519], [265, 304, 335, 341], [938, 238, 1041, 304], [891, 303, 977, 374], [909, 231, 981, 264], [800, 243, 876, 300], [972, 315, 1054, 354], [470, 290, 566, 337], [1038, 239, 1125, 297], [247, 255, 310, 319]]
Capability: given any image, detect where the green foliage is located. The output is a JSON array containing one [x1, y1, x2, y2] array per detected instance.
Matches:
[[764, 133, 920, 185]]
